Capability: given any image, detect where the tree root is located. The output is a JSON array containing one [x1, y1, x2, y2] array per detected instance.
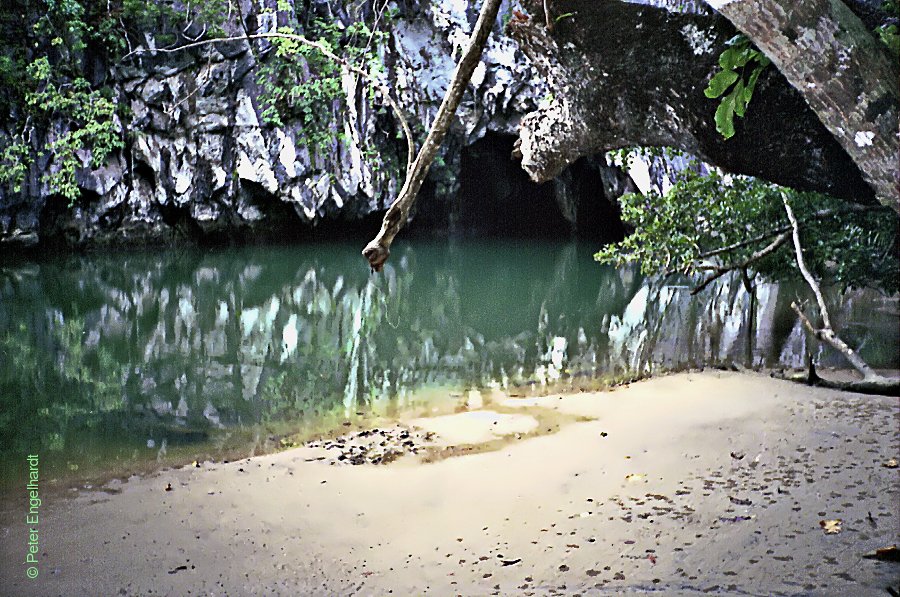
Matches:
[[774, 370, 900, 397]]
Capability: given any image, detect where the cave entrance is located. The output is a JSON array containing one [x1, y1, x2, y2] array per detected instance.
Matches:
[[453, 132, 625, 242], [454, 132, 567, 237]]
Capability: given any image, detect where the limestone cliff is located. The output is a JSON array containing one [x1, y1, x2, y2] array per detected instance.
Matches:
[[0, 0, 883, 250], [2, 0, 560, 249]]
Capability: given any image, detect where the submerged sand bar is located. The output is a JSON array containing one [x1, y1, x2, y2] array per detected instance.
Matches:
[[1, 371, 897, 596]]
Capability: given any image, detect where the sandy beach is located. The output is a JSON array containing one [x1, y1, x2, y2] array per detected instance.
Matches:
[[1, 370, 897, 596]]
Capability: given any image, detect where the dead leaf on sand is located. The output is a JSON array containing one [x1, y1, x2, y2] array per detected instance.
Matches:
[[862, 545, 900, 562], [819, 519, 842, 534]]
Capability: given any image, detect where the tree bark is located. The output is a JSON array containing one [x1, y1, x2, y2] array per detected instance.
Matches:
[[362, 0, 504, 272], [705, 0, 899, 212], [508, 0, 877, 204]]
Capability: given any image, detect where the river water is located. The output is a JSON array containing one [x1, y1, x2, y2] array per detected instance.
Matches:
[[0, 240, 896, 493]]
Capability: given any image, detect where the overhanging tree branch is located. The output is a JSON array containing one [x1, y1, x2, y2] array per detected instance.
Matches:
[[690, 231, 790, 295], [362, 0, 503, 272], [697, 226, 791, 261], [684, 203, 889, 288]]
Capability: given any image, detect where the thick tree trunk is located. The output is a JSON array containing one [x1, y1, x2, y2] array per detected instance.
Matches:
[[706, 0, 900, 212], [362, 0, 504, 272], [508, 0, 876, 204]]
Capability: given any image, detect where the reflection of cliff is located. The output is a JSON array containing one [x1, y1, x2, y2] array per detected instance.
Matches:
[[0, 242, 897, 463]]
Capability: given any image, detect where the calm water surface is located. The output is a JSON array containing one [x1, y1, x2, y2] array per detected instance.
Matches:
[[1, 240, 897, 493]]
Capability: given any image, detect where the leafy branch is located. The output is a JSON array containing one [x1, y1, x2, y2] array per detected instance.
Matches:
[[595, 155, 898, 294], [704, 34, 770, 139]]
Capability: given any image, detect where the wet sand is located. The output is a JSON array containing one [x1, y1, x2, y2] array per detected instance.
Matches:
[[1, 371, 898, 596]]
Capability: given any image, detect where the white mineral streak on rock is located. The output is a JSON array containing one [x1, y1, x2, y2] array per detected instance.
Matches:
[[854, 130, 875, 147], [277, 129, 297, 178], [680, 23, 714, 55]]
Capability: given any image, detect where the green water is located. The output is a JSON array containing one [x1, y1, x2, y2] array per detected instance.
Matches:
[[0, 240, 897, 493]]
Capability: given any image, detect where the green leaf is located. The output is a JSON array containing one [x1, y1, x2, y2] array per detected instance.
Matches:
[[731, 79, 747, 117], [718, 47, 752, 70], [743, 64, 763, 105], [704, 70, 739, 98], [715, 93, 737, 139]]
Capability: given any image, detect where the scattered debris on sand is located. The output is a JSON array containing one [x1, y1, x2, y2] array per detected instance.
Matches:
[[302, 425, 437, 465]]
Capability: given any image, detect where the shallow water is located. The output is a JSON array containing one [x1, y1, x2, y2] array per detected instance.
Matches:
[[0, 240, 896, 492]]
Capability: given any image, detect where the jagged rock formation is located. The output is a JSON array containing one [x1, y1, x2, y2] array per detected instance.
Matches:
[[2, 0, 578, 249], [1, 0, 888, 250]]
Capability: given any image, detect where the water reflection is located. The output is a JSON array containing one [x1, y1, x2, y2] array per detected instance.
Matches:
[[0, 240, 896, 490]]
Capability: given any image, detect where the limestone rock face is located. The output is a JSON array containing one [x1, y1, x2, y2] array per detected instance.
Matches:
[[0, 0, 548, 249], [0, 0, 882, 249]]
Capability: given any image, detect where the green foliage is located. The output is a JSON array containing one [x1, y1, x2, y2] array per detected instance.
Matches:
[[1, 0, 399, 203], [874, 1, 900, 56], [704, 35, 770, 139], [0, 0, 231, 202], [875, 24, 899, 56], [0, 141, 31, 194], [255, 10, 391, 158], [596, 153, 898, 293], [25, 60, 123, 203]]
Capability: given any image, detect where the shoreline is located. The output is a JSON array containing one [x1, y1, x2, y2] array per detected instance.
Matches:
[[0, 366, 654, 507], [1, 370, 897, 596]]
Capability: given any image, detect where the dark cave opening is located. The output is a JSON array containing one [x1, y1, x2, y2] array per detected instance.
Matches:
[[446, 132, 626, 243], [454, 132, 569, 238]]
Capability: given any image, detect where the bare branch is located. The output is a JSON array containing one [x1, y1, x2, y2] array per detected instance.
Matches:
[[782, 194, 832, 329], [690, 231, 790, 295], [362, 0, 503, 272], [354, 0, 390, 87], [790, 301, 882, 380], [782, 192, 888, 382], [698, 226, 791, 260]]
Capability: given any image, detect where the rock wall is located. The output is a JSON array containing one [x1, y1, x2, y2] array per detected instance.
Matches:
[[2, 0, 577, 250], [2, 0, 883, 251]]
